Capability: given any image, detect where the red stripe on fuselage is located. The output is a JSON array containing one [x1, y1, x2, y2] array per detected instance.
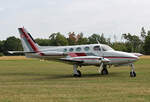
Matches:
[[76, 53, 87, 56], [69, 53, 78, 57], [69, 53, 87, 57], [21, 28, 39, 53]]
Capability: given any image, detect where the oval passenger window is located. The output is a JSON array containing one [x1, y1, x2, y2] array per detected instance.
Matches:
[[76, 47, 81, 51], [84, 46, 90, 51], [69, 48, 74, 52]]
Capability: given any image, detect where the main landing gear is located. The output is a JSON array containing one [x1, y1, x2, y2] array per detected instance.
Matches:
[[72, 64, 136, 77], [100, 64, 109, 75], [73, 64, 81, 77], [130, 64, 136, 77]]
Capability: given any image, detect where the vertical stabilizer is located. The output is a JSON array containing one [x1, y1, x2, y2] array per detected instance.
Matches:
[[18, 28, 39, 52]]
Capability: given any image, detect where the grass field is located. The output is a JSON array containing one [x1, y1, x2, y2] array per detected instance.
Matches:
[[0, 56, 150, 102]]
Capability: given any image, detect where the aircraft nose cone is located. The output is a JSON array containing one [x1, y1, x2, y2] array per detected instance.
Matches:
[[124, 52, 139, 62]]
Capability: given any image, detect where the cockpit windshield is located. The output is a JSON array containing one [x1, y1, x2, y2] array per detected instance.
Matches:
[[101, 45, 114, 51]]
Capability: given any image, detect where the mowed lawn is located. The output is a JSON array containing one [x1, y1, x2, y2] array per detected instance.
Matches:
[[0, 56, 150, 102]]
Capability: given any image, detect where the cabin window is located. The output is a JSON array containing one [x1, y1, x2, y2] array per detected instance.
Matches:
[[93, 46, 101, 51], [69, 48, 74, 52], [76, 47, 81, 51], [63, 48, 67, 52], [84, 46, 90, 51]]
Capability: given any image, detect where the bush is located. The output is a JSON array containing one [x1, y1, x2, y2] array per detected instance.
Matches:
[[0, 53, 4, 56]]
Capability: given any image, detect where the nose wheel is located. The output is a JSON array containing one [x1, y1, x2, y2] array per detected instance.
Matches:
[[130, 71, 136, 77], [130, 64, 136, 77]]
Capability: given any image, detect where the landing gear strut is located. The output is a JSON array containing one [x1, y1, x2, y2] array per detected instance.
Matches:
[[100, 64, 109, 75], [73, 64, 81, 77], [130, 64, 136, 77]]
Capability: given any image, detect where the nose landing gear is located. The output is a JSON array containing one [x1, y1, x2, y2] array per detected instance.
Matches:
[[130, 64, 136, 77]]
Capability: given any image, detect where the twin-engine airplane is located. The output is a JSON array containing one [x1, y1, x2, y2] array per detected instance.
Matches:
[[9, 28, 142, 77]]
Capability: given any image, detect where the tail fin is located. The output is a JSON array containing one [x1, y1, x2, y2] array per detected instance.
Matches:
[[18, 28, 39, 52]]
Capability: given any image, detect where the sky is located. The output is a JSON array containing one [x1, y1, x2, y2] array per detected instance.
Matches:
[[0, 0, 150, 41]]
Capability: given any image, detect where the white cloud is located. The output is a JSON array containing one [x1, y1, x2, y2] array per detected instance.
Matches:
[[0, 8, 4, 12]]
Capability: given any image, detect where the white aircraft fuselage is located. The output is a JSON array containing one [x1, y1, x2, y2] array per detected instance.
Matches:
[[26, 44, 139, 66], [9, 28, 142, 77]]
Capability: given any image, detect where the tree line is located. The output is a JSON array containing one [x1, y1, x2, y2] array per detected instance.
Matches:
[[0, 27, 150, 56]]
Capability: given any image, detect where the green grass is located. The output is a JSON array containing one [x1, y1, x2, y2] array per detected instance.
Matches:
[[0, 57, 150, 102]]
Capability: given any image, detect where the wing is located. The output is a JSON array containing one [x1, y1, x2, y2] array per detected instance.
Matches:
[[59, 52, 110, 65]]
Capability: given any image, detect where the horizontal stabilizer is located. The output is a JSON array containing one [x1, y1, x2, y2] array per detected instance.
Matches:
[[8, 51, 35, 54]]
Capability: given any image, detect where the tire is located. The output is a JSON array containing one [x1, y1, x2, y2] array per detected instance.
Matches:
[[130, 71, 136, 77], [73, 70, 81, 77], [101, 68, 108, 75]]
